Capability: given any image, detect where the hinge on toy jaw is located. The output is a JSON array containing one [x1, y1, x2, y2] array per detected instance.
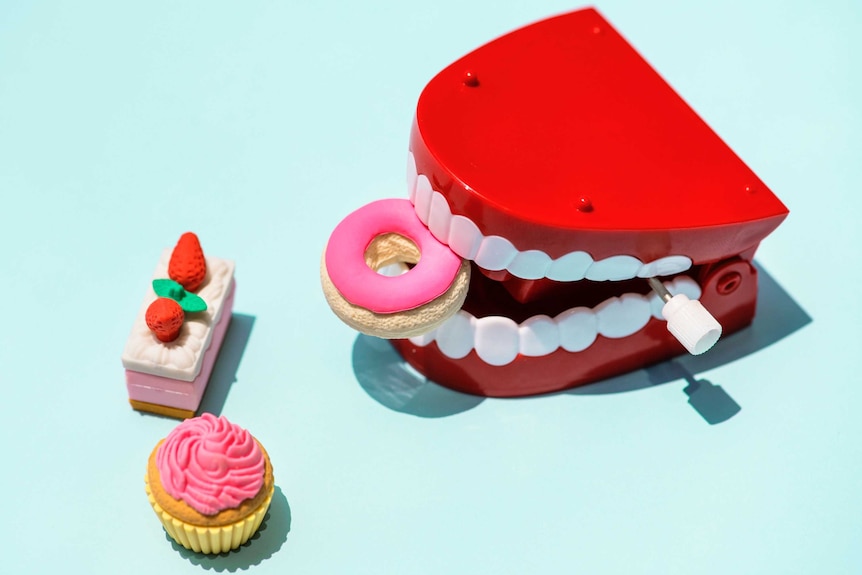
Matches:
[[653, 252, 760, 355]]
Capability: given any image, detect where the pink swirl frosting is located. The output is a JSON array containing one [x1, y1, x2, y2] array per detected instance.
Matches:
[[156, 413, 265, 516]]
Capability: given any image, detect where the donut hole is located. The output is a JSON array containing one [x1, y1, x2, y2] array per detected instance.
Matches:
[[365, 233, 420, 276]]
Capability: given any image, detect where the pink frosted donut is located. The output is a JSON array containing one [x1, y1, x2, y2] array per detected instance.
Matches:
[[325, 199, 463, 313]]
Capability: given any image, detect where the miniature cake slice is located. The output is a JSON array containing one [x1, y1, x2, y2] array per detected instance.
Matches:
[[122, 233, 235, 419]]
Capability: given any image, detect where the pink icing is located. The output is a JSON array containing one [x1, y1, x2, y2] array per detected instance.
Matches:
[[156, 413, 265, 515], [324, 198, 462, 313]]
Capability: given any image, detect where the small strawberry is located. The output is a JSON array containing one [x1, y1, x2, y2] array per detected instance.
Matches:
[[146, 297, 184, 342], [168, 232, 207, 292]]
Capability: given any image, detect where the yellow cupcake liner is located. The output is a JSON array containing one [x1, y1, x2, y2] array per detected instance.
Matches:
[[145, 475, 274, 554]]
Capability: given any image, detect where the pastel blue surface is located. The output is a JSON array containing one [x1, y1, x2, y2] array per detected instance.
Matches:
[[1, 1, 859, 573]]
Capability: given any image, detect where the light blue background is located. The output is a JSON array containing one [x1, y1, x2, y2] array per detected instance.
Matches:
[[1, 1, 859, 573]]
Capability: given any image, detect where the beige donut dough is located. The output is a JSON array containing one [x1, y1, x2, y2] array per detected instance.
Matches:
[[321, 233, 470, 339]]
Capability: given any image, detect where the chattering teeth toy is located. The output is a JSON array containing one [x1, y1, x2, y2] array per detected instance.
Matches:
[[321, 8, 788, 397]]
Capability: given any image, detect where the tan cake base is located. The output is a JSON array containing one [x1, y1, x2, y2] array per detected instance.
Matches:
[[146, 439, 275, 553], [130, 399, 196, 420]]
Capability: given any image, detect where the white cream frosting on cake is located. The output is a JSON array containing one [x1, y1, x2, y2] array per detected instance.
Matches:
[[122, 249, 235, 381]]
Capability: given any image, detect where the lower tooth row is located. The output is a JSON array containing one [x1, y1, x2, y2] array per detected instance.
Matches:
[[408, 277, 701, 366]]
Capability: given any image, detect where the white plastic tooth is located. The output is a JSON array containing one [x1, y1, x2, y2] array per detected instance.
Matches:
[[428, 192, 453, 243], [595, 293, 651, 339], [507, 250, 552, 280], [435, 310, 475, 360], [586, 255, 643, 281], [674, 276, 701, 299], [555, 307, 598, 352], [413, 174, 433, 225], [474, 236, 518, 271], [519, 315, 560, 357], [649, 276, 702, 319], [474, 316, 520, 366], [377, 262, 409, 277], [637, 255, 692, 278], [448, 215, 483, 260], [409, 329, 437, 346], [648, 294, 663, 320], [407, 152, 418, 203], [546, 251, 593, 281]]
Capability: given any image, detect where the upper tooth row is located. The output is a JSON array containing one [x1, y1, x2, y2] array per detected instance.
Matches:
[[408, 276, 702, 366], [407, 152, 692, 281]]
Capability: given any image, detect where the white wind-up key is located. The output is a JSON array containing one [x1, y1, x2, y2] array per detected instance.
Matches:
[[648, 277, 721, 355]]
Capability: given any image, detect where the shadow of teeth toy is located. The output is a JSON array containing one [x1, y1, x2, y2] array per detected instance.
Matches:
[[321, 8, 788, 398]]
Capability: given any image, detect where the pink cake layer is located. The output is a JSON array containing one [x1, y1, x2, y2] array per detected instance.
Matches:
[[126, 282, 235, 412]]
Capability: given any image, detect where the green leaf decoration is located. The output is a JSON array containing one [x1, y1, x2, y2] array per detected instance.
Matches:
[[153, 279, 185, 299], [179, 292, 207, 313], [152, 278, 207, 313]]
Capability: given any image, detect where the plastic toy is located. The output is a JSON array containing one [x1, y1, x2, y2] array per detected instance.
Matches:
[[321, 8, 788, 397], [123, 233, 236, 418]]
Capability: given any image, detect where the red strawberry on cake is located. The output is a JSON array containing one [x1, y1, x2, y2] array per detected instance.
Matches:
[[145, 298, 185, 343], [169, 232, 207, 292], [322, 8, 788, 397], [122, 233, 235, 418]]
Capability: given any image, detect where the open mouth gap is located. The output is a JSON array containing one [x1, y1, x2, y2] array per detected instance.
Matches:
[[462, 262, 706, 322]]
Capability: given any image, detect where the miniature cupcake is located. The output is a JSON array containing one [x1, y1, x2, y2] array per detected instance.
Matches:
[[145, 413, 274, 554]]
